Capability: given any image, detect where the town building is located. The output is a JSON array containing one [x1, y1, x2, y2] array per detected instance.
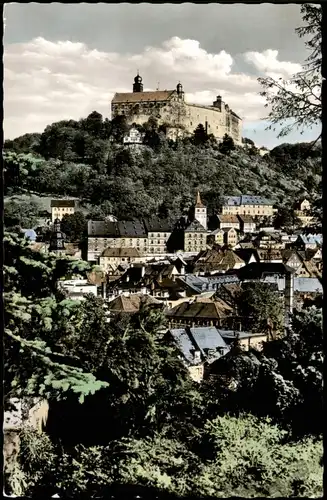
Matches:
[[216, 215, 240, 231], [169, 326, 230, 382], [99, 247, 144, 272], [218, 330, 268, 351], [293, 199, 313, 227], [143, 218, 172, 254], [87, 219, 173, 262], [123, 126, 144, 145], [210, 229, 224, 246], [48, 218, 66, 256], [254, 231, 284, 250], [50, 199, 76, 222], [106, 293, 162, 318], [221, 195, 276, 218], [282, 249, 303, 272], [57, 279, 98, 301], [237, 215, 256, 233], [292, 234, 322, 251], [111, 73, 242, 144], [166, 297, 234, 329], [184, 220, 208, 253], [223, 227, 238, 247], [192, 247, 245, 275]]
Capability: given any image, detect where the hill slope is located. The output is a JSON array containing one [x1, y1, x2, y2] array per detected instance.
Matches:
[[4, 115, 322, 222]]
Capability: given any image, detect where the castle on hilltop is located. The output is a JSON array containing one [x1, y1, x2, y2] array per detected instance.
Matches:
[[111, 73, 242, 144]]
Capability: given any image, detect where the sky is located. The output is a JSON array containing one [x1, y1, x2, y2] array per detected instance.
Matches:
[[3, 2, 321, 148]]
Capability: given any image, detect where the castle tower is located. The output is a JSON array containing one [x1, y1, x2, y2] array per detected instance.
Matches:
[[213, 95, 222, 111], [194, 192, 207, 229], [133, 71, 143, 93], [176, 82, 184, 101]]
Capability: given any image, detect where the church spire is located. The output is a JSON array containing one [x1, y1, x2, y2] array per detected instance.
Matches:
[[195, 191, 204, 208]]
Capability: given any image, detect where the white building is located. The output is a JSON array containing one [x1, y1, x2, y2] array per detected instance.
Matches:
[[57, 279, 98, 301], [123, 126, 144, 145]]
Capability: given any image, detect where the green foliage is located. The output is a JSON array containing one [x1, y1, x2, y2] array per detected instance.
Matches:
[[235, 281, 284, 334], [60, 210, 87, 242], [242, 137, 255, 146], [4, 232, 108, 403], [192, 123, 210, 146], [273, 205, 295, 229], [47, 296, 203, 445], [205, 307, 323, 437], [258, 5, 321, 138], [10, 415, 323, 498], [196, 414, 323, 497], [4, 199, 42, 229], [5, 129, 321, 221], [219, 133, 235, 155]]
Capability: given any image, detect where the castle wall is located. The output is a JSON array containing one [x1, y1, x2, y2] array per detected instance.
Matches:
[[112, 93, 242, 144], [182, 103, 242, 144]]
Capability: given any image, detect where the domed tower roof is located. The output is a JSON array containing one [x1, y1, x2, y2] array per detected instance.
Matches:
[[133, 71, 144, 93]]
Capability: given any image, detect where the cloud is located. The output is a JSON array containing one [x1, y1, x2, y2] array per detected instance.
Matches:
[[4, 36, 303, 139], [244, 49, 302, 79]]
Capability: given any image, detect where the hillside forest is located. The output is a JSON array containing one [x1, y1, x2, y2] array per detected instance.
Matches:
[[4, 112, 322, 227]]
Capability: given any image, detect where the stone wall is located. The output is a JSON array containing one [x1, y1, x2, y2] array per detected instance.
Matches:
[[112, 95, 242, 144]]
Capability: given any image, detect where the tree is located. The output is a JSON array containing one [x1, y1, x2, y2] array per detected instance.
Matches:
[[4, 200, 41, 229], [258, 5, 321, 142], [273, 205, 301, 229], [4, 132, 41, 154], [219, 133, 235, 155], [110, 115, 129, 143], [242, 137, 255, 146], [81, 111, 103, 137], [86, 201, 115, 220], [196, 414, 323, 497], [10, 413, 323, 498], [204, 306, 323, 437], [4, 232, 108, 407], [60, 211, 87, 242], [235, 282, 284, 336], [192, 124, 209, 146], [3, 151, 45, 194]]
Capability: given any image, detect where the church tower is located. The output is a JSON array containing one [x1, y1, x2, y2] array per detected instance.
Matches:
[[133, 71, 143, 93], [194, 192, 207, 229], [49, 218, 66, 255]]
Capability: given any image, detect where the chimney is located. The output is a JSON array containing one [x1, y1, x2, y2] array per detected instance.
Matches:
[[141, 265, 145, 278], [284, 271, 294, 329], [180, 265, 185, 276]]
